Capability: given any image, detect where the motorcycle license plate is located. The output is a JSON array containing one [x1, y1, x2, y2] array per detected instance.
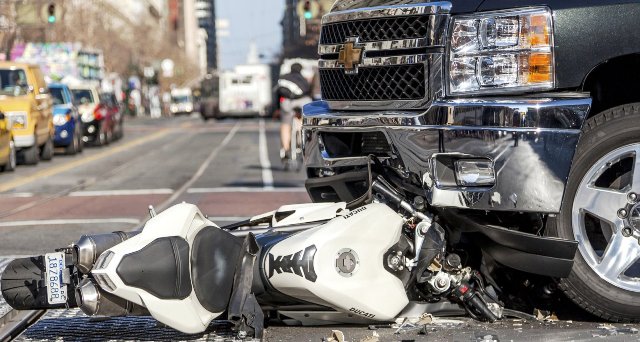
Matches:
[[44, 252, 68, 305]]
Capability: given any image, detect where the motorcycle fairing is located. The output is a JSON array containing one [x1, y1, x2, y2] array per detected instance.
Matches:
[[91, 203, 245, 334], [264, 203, 410, 321]]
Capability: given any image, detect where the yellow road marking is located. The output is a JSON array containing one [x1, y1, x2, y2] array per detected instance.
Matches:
[[0, 129, 173, 193]]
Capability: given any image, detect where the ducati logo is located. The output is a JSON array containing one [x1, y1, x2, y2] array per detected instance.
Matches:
[[337, 39, 363, 74]]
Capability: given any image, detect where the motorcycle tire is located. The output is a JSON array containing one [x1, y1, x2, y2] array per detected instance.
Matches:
[[549, 103, 640, 322], [1, 256, 75, 310]]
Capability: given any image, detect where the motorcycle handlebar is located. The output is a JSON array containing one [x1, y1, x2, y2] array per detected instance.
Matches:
[[372, 180, 431, 223]]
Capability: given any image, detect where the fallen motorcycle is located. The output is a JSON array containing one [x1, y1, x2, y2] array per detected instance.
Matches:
[[2, 178, 543, 339]]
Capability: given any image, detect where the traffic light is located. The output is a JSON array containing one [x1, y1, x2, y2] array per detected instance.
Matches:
[[47, 3, 56, 23], [303, 1, 312, 19]]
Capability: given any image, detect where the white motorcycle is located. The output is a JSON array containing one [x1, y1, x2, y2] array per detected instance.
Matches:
[[1, 179, 502, 339]]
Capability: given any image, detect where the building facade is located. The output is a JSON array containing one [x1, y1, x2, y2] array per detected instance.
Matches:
[[281, 0, 332, 59], [195, 0, 217, 70]]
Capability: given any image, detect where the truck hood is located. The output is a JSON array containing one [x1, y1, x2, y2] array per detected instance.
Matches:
[[0, 95, 31, 111], [53, 103, 74, 115], [78, 103, 98, 116], [329, 0, 484, 15]]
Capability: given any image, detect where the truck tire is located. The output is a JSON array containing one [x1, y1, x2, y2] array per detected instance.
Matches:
[[65, 131, 79, 155], [1, 256, 73, 310], [76, 124, 84, 152], [550, 103, 640, 322], [21, 134, 39, 165], [1, 140, 16, 172], [40, 135, 54, 161]]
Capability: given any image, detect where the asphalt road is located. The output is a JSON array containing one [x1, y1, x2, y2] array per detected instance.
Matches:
[[0, 115, 308, 255], [1, 115, 639, 341]]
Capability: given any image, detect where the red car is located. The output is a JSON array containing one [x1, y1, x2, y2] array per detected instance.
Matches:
[[99, 92, 124, 141]]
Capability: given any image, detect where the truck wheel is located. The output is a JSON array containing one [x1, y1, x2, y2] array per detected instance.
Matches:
[[550, 103, 640, 322], [76, 126, 84, 152], [21, 135, 39, 165], [65, 132, 79, 155], [1, 140, 16, 172], [40, 136, 54, 161], [96, 129, 106, 147]]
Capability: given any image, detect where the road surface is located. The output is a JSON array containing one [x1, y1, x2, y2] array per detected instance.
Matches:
[[0, 115, 638, 341]]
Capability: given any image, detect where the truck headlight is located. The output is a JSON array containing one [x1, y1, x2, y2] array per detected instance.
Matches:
[[82, 112, 95, 123], [7, 112, 27, 129], [447, 8, 554, 95], [53, 113, 70, 126]]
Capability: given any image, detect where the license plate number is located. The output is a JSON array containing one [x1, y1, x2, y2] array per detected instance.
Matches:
[[44, 252, 68, 305]]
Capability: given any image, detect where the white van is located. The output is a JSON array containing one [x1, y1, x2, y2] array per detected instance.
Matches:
[[169, 88, 194, 115], [218, 64, 272, 117]]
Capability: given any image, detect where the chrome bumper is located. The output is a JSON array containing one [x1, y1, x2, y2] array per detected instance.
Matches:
[[302, 95, 592, 213]]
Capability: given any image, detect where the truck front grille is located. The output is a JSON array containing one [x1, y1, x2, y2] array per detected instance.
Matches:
[[319, 64, 425, 101], [319, 16, 430, 45], [317, 2, 450, 109]]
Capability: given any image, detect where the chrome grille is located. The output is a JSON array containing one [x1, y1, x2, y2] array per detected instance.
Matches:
[[320, 16, 431, 45], [319, 65, 425, 101], [318, 2, 451, 109]]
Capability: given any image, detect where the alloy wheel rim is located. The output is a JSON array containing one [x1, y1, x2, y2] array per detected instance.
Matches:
[[572, 143, 640, 292]]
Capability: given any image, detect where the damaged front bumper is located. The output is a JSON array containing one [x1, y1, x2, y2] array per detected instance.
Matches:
[[302, 94, 591, 214]]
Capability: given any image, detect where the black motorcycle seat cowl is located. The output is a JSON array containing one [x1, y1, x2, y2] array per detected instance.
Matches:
[[117, 237, 191, 299], [191, 226, 244, 313]]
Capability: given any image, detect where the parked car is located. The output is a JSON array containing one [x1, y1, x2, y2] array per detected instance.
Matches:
[[70, 84, 114, 146], [99, 91, 124, 140], [0, 112, 15, 172], [0, 62, 54, 165], [49, 83, 83, 155]]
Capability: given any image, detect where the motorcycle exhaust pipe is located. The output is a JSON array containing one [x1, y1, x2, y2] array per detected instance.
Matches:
[[73, 231, 140, 273], [75, 278, 148, 317]]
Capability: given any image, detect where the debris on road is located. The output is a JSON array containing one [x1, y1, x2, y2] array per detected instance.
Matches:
[[592, 324, 639, 338], [324, 329, 345, 342]]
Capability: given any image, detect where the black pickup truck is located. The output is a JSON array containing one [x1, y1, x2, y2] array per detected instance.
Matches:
[[303, 0, 640, 321]]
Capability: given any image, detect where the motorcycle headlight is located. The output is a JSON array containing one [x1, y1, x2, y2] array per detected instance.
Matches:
[[447, 7, 554, 95], [82, 112, 95, 122], [7, 112, 27, 129]]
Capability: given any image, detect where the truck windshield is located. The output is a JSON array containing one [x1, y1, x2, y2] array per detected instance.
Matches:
[[172, 95, 191, 103], [0, 69, 29, 96], [71, 89, 94, 104], [50, 87, 66, 105]]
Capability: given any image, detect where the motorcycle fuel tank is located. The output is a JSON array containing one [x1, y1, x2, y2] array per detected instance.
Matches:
[[264, 203, 409, 321]]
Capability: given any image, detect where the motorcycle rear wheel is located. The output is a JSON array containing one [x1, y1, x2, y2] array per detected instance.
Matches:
[[550, 103, 640, 322], [1, 256, 74, 310]]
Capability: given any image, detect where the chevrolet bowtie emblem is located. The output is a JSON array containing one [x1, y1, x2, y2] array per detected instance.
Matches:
[[337, 41, 363, 73]]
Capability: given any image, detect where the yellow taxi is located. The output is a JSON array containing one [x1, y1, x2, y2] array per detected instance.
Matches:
[[0, 111, 15, 171], [0, 62, 53, 165]]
